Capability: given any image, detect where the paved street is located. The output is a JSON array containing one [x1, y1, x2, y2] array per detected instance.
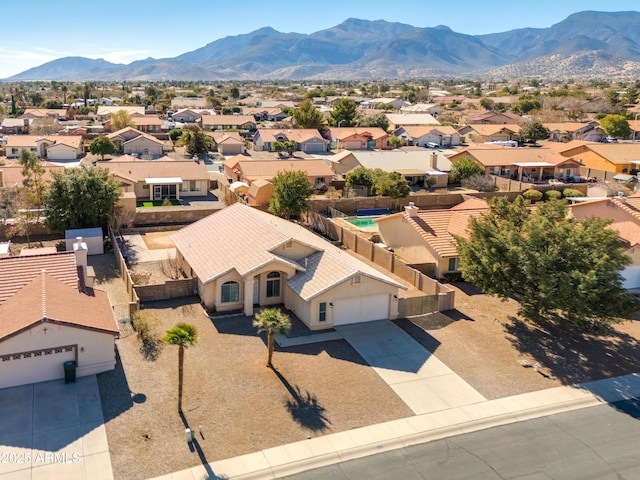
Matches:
[[283, 399, 640, 480]]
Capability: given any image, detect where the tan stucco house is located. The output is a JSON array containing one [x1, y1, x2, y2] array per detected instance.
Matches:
[[253, 129, 328, 153], [101, 158, 209, 201], [6, 135, 84, 160], [107, 127, 165, 158], [324, 127, 390, 150], [170, 204, 405, 329], [0, 245, 119, 389], [570, 194, 640, 289], [376, 199, 489, 279]]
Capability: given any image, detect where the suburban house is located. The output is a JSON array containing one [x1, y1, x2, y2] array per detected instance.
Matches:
[[199, 115, 256, 131], [0, 161, 64, 188], [171, 97, 209, 109], [1, 118, 33, 134], [385, 113, 440, 131], [170, 203, 405, 329], [0, 245, 119, 389], [130, 116, 163, 134], [223, 157, 334, 189], [544, 122, 604, 143], [360, 97, 410, 109], [465, 111, 524, 125], [457, 124, 521, 144], [22, 108, 68, 121], [107, 127, 165, 158], [100, 158, 210, 201], [555, 142, 640, 175], [570, 194, 640, 289], [448, 146, 582, 183], [253, 129, 328, 153], [376, 199, 490, 279], [96, 106, 145, 122], [241, 107, 287, 122], [206, 131, 245, 155], [394, 126, 461, 147], [400, 103, 444, 115], [5, 135, 84, 160], [328, 149, 451, 189], [324, 127, 390, 150], [172, 108, 215, 123]]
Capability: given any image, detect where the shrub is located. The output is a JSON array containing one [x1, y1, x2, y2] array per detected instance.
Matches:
[[131, 311, 152, 341], [522, 189, 543, 202], [563, 188, 583, 198], [544, 189, 563, 200], [461, 174, 497, 192]]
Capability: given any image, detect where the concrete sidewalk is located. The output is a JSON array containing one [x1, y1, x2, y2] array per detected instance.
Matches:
[[150, 372, 640, 480]]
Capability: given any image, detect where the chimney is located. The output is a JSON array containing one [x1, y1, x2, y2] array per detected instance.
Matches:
[[404, 202, 419, 217], [73, 237, 88, 289], [430, 151, 438, 170]]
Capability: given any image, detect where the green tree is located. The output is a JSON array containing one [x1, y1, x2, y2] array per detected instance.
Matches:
[[19, 149, 45, 206], [357, 112, 389, 131], [162, 323, 198, 412], [110, 109, 136, 130], [345, 167, 376, 193], [388, 136, 404, 148], [230, 85, 240, 99], [253, 307, 291, 368], [329, 98, 358, 127], [450, 156, 485, 182], [89, 136, 116, 161], [519, 121, 551, 145], [605, 90, 620, 107], [43, 165, 121, 232], [457, 197, 639, 332], [375, 171, 410, 198], [600, 114, 631, 139], [479, 97, 495, 112], [269, 170, 315, 220], [293, 98, 326, 132], [181, 124, 211, 156], [511, 98, 541, 114]]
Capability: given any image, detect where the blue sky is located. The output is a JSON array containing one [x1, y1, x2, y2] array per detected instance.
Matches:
[[1, 0, 638, 78]]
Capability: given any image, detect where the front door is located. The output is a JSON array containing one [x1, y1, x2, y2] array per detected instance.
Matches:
[[153, 185, 162, 200]]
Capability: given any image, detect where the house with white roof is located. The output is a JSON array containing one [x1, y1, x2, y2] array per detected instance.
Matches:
[[170, 204, 405, 329]]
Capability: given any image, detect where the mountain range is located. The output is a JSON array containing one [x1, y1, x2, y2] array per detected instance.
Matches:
[[7, 11, 640, 81]]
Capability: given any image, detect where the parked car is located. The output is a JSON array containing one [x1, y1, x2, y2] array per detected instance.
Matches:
[[603, 137, 618, 143]]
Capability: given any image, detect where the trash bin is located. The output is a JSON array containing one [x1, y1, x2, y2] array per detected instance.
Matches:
[[63, 361, 77, 384]]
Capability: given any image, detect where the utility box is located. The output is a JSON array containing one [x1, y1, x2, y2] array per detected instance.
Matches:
[[185, 428, 194, 443], [63, 361, 77, 384]]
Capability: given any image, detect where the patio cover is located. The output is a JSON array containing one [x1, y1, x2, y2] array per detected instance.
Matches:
[[144, 177, 183, 184], [513, 162, 555, 167]]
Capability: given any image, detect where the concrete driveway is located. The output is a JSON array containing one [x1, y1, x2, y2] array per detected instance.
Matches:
[[337, 320, 486, 414], [0, 376, 112, 480]]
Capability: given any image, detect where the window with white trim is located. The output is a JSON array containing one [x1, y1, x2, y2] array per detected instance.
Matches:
[[220, 281, 240, 303], [266, 272, 281, 298]]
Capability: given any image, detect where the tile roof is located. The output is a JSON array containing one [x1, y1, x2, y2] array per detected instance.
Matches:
[[0, 252, 78, 304], [170, 204, 403, 299], [405, 199, 489, 258], [257, 129, 326, 143], [237, 159, 334, 182], [102, 160, 209, 182], [200, 115, 255, 126], [345, 149, 452, 173], [570, 198, 640, 247], [450, 146, 567, 167], [398, 125, 459, 137], [325, 127, 389, 141], [460, 124, 521, 136], [0, 271, 118, 340], [132, 116, 163, 126], [543, 122, 598, 132], [0, 161, 64, 187], [385, 113, 440, 126], [581, 143, 640, 165]]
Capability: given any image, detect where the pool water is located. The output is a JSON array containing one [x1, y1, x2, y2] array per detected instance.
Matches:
[[345, 216, 379, 228]]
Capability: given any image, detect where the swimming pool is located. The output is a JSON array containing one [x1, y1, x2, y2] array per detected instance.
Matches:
[[344, 216, 380, 229]]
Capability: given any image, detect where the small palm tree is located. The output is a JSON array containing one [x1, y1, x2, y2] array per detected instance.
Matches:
[[253, 308, 291, 368], [162, 323, 198, 412]]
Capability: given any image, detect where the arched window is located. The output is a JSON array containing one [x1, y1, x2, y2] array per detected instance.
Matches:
[[220, 281, 239, 303], [266, 272, 281, 298]]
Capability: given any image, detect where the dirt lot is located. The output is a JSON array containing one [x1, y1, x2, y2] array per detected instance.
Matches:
[[140, 231, 176, 250], [396, 282, 640, 400]]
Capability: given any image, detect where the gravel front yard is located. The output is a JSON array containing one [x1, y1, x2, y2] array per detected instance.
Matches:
[[95, 283, 412, 480]]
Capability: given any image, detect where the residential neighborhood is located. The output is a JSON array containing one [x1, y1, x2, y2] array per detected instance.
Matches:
[[2, 7, 640, 480]]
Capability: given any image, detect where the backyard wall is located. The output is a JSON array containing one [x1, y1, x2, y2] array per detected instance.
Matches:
[[303, 212, 455, 317], [109, 227, 140, 317], [134, 278, 197, 302]]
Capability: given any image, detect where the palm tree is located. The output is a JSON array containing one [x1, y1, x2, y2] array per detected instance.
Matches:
[[253, 308, 291, 368], [162, 323, 198, 412]]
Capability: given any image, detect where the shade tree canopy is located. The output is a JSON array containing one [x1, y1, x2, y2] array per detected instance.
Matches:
[[457, 196, 639, 332]]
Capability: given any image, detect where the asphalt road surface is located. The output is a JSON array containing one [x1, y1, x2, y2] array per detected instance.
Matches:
[[282, 399, 640, 480]]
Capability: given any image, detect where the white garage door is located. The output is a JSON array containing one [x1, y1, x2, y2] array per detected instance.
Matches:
[[0, 345, 76, 389], [333, 295, 390, 325]]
